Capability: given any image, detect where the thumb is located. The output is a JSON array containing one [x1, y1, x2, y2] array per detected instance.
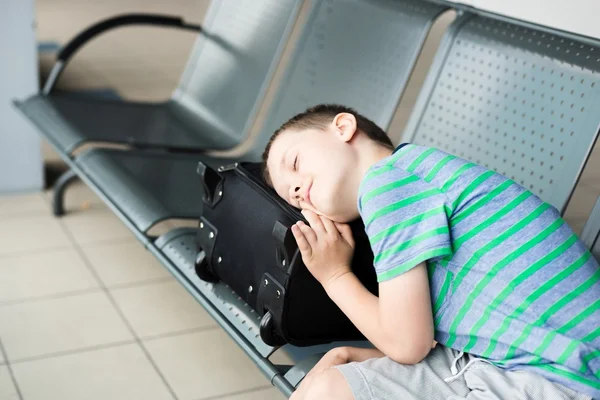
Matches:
[[335, 223, 355, 248]]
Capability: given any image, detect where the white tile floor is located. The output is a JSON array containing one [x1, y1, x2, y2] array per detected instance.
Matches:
[[2, 0, 599, 399], [0, 187, 287, 400]]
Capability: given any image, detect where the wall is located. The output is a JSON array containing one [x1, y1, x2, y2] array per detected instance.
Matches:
[[446, 0, 600, 40], [0, 0, 43, 193]]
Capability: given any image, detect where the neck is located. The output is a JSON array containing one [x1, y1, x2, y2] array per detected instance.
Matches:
[[356, 141, 394, 184]]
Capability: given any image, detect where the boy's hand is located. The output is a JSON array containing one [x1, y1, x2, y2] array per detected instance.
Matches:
[[291, 210, 354, 290]]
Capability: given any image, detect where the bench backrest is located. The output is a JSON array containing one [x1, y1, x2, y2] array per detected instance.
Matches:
[[402, 12, 600, 214], [248, 0, 447, 160], [172, 0, 302, 143]]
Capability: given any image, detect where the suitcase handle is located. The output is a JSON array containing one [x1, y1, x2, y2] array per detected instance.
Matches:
[[272, 220, 298, 270], [197, 162, 223, 207]]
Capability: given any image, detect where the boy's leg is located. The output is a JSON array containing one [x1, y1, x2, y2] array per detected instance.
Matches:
[[334, 345, 471, 400], [463, 360, 591, 400], [291, 368, 354, 400]]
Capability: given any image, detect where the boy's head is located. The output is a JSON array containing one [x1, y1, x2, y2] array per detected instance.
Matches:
[[262, 104, 394, 222]]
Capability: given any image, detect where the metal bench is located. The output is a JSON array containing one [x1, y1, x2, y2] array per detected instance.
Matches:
[[18, 1, 301, 155], [15, 0, 448, 396]]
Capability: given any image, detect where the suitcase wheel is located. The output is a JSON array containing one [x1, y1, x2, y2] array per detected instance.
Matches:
[[259, 311, 286, 346], [195, 250, 219, 283]]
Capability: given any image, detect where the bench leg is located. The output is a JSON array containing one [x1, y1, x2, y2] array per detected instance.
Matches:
[[52, 169, 79, 217]]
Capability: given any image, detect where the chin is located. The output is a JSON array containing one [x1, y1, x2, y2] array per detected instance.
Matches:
[[327, 211, 359, 224]]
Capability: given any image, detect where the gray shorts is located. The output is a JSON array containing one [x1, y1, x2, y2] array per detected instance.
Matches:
[[335, 346, 590, 400]]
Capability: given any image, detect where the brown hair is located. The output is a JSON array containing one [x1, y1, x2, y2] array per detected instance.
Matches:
[[261, 104, 394, 185]]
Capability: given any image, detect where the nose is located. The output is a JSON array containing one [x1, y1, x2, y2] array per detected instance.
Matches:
[[290, 185, 302, 201]]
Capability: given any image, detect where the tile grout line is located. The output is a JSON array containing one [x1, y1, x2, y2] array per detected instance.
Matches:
[[0, 245, 73, 261], [54, 217, 181, 400], [0, 211, 53, 221], [140, 325, 221, 343], [6, 326, 221, 366], [0, 276, 176, 308], [10, 340, 136, 365], [0, 337, 25, 400], [0, 288, 102, 307], [108, 276, 174, 291]]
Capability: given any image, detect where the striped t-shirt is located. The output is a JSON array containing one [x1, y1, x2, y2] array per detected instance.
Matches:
[[358, 143, 600, 398]]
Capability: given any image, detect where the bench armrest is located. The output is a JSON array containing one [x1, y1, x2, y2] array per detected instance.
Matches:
[[42, 13, 202, 94]]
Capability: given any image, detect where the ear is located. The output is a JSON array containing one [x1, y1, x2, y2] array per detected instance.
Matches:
[[332, 113, 358, 143]]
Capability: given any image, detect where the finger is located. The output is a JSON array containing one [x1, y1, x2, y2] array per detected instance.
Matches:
[[297, 221, 318, 247], [301, 210, 326, 236], [319, 215, 338, 236], [335, 223, 355, 248], [292, 224, 312, 258]]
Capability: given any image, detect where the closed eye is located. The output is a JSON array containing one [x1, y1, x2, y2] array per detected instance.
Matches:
[[293, 155, 298, 171]]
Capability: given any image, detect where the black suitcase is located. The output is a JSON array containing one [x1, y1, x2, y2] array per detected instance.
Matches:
[[194, 161, 378, 347]]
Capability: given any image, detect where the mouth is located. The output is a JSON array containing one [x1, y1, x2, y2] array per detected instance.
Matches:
[[305, 182, 312, 204]]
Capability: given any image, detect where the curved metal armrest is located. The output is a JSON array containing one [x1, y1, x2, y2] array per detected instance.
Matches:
[[42, 13, 202, 95]]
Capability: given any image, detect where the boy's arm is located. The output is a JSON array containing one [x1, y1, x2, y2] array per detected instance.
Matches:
[[326, 263, 434, 364], [294, 211, 435, 364]]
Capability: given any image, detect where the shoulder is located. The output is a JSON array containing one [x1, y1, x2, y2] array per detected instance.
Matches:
[[358, 158, 451, 226]]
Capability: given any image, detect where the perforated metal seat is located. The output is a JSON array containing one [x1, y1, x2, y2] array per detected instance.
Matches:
[[402, 12, 600, 252], [22, 95, 240, 154], [249, 0, 448, 158], [76, 149, 239, 233], [16, 0, 301, 153], [68, 0, 447, 234], [153, 228, 274, 356]]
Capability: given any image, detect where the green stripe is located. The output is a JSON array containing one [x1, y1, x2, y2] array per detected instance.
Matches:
[[537, 364, 600, 390], [362, 164, 394, 184], [583, 325, 600, 342], [462, 219, 568, 353], [361, 175, 419, 205], [451, 180, 513, 226], [441, 163, 476, 192], [365, 188, 440, 225], [445, 208, 555, 348], [533, 296, 600, 358], [529, 263, 600, 366], [580, 350, 600, 374], [374, 226, 450, 263], [407, 148, 436, 173], [377, 247, 451, 282], [452, 200, 547, 294], [391, 144, 414, 161], [452, 170, 495, 210], [425, 155, 456, 183], [501, 251, 593, 359], [370, 206, 448, 245], [453, 191, 532, 250], [433, 270, 453, 316], [564, 298, 600, 338], [556, 341, 579, 365], [359, 144, 414, 195]]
